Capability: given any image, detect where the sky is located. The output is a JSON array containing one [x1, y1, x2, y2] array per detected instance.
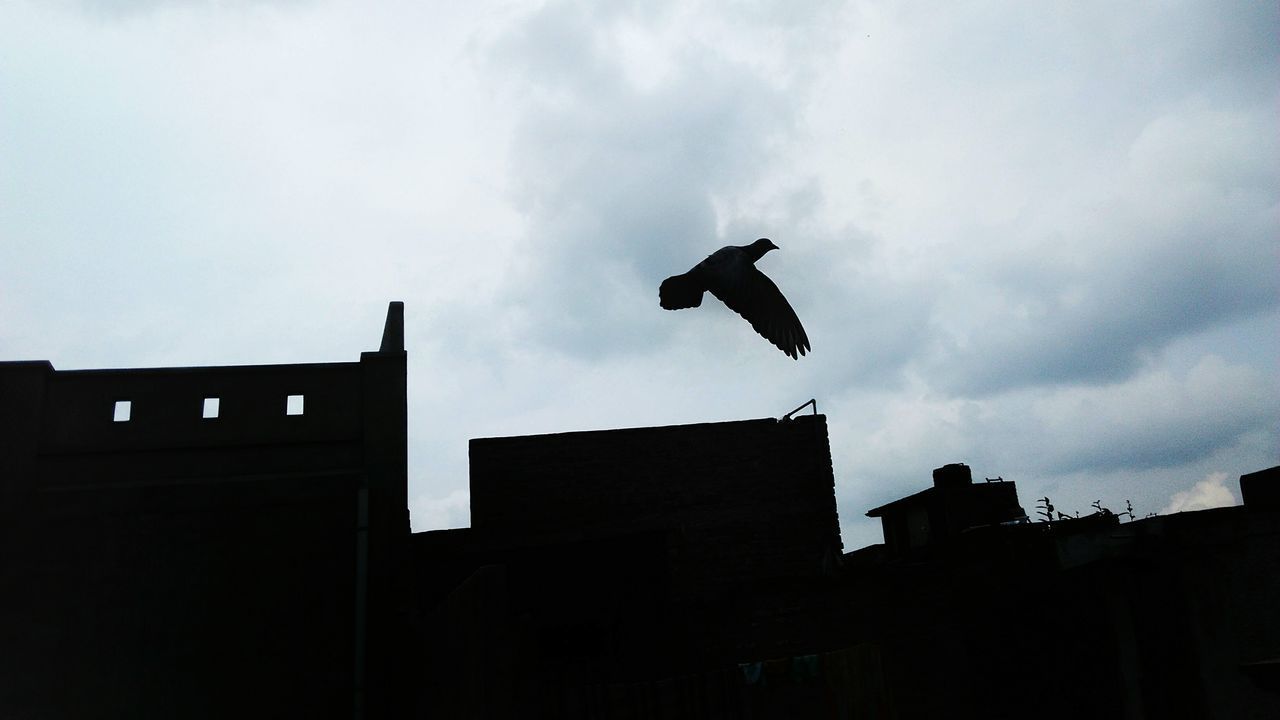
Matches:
[[2, 0, 1276, 549]]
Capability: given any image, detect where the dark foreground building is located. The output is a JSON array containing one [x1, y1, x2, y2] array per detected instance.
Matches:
[[2, 303, 1277, 719], [1, 304, 410, 718]]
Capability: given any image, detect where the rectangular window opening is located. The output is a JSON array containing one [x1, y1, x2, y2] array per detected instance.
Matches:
[[113, 400, 132, 422], [202, 397, 220, 419], [286, 394, 305, 416]]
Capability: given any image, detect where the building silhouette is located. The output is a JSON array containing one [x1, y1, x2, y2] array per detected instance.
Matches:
[[1, 304, 409, 718], [1, 303, 1276, 718]]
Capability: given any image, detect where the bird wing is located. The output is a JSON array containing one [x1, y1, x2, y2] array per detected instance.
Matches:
[[708, 262, 811, 359]]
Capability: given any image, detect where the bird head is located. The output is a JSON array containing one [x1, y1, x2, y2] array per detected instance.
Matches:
[[748, 238, 779, 258]]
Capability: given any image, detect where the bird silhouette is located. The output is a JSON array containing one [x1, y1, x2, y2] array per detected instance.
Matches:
[[659, 238, 810, 359]]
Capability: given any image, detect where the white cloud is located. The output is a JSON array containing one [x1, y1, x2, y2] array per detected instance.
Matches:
[[1161, 472, 1239, 514], [410, 488, 471, 531]]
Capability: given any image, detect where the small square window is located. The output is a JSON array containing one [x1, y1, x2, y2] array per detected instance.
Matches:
[[286, 394, 305, 416], [113, 400, 132, 422], [202, 397, 220, 419]]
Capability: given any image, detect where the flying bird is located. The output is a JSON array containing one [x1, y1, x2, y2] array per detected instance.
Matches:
[[659, 238, 811, 359]]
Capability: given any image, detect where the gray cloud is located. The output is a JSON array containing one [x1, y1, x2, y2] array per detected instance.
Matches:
[[921, 99, 1279, 396], [1012, 355, 1275, 475], [830, 346, 1277, 546], [487, 2, 805, 360]]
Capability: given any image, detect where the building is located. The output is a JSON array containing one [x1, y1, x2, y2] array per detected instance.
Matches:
[[0, 303, 409, 719], [412, 412, 843, 717], [843, 463, 1280, 719]]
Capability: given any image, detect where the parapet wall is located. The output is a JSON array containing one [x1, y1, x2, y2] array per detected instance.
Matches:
[[1, 304, 407, 503], [41, 362, 364, 451]]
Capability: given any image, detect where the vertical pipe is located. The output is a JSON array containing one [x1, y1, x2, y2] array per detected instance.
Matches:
[[354, 486, 369, 720]]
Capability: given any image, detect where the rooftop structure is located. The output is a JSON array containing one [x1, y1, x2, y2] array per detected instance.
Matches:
[[865, 462, 1026, 557]]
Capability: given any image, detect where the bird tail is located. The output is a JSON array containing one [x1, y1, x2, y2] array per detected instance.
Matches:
[[659, 272, 704, 310]]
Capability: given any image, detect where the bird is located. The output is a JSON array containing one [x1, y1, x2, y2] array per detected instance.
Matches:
[[659, 238, 811, 359]]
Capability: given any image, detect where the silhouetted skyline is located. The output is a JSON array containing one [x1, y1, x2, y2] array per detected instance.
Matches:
[[6, 320, 1275, 717]]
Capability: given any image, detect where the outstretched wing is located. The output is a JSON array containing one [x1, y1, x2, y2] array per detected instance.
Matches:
[[709, 264, 810, 359]]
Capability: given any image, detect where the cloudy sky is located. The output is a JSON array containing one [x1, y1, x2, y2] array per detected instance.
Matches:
[[2, 0, 1276, 548]]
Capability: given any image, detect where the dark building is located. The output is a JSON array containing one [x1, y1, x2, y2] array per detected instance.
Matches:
[[865, 462, 1026, 557], [843, 464, 1280, 719], [2, 303, 1277, 718], [0, 303, 409, 719], [412, 414, 844, 717]]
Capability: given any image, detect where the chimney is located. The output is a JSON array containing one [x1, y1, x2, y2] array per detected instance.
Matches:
[[932, 463, 972, 490]]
